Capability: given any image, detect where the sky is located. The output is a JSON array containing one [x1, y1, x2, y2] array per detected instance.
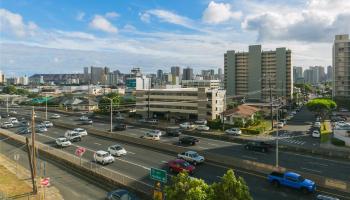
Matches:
[[0, 0, 349, 76]]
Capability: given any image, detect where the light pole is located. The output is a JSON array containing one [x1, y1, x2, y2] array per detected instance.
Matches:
[[45, 94, 48, 120], [106, 96, 120, 133], [275, 104, 279, 168], [6, 96, 9, 116]]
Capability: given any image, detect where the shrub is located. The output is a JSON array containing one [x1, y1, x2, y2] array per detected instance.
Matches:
[[208, 119, 222, 130], [240, 128, 261, 135], [331, 137, 345, 146]]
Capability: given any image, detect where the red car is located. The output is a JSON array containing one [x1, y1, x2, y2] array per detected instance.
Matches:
[[168, 159, 195, 174]]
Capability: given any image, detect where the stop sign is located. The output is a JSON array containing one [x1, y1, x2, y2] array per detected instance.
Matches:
[[40, 178, 50, 187], [75, 147, 86, 157]]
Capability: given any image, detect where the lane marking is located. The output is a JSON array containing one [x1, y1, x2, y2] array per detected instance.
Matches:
[[206, 142, 219, 146], [161, 161, 168, 164], [301, 167, 322, 173], [128, 151, 136, 155], [241, 155, 258, 160], [308, 162, 328, 167], [196, 146, 208, 150], [94, 142, 102, 146]]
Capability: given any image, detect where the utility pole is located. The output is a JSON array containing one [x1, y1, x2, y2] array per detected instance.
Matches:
[[31, 107, 36, 181], [26, 137, 37, 194], [269, 78, 273, 130], [222, 93, 226, 131], [6, 96, 9, 116], [147, 78, 151, 119], [275, 104, 279, 168], [110, 98, 113, 133], [45, 94, 48, 120]]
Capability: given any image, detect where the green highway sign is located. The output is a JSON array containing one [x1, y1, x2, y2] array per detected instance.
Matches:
[[150, 168, 167, 183]]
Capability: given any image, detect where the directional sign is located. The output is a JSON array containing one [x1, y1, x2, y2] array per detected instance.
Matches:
[[75, 147, 86, 157], [150, 168, 167, 183], [40, 177, 50, 187]]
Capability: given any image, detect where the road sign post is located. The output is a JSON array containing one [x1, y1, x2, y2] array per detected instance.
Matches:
[[150, 168, 167, 183], [75, 147, 86, 166]]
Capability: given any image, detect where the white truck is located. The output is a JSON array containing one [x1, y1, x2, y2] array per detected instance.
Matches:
[[177, 151, 205, 165]]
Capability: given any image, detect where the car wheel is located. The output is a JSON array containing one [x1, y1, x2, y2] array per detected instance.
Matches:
[[272, 180, 280, 187], [301, 187, 309, 194]]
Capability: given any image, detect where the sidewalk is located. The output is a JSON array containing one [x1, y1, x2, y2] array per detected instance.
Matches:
[[0, 154, 64, 200]]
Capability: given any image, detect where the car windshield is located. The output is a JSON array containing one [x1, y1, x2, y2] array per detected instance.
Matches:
[[181, 161, 190, 167], [191, 153, 199, 157], [115, 146, 122, 150]]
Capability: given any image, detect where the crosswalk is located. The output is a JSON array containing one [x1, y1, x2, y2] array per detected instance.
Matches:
[[279, 138, 306, 145], [275, 132, 307, 146]]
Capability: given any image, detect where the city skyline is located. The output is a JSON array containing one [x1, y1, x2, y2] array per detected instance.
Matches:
[[1, 0, 350, 76]]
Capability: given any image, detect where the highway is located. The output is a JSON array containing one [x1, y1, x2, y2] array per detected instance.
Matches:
[[1, 112, 349, 199]]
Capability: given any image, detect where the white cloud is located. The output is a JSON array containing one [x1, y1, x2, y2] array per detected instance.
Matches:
[[76, 11, 85, 21], [202, 1, 242, 24], [0, 8, 38, 37], [105, 12, 119, 19], [89, 15, 118, 33], [242, 0, 350, 42], [140, 9, 193, 29]]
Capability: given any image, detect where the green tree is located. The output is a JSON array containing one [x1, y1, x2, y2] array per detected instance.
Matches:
[[2, 85, 17, 94], [164, 172, 212, 200], [98, 92, 121, 113], [210, 169, 252, 200], [16, 88, 29, 96], [306, 98, 336, 120]]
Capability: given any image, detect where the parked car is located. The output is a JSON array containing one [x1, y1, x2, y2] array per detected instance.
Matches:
[[194, 119, 207, 125], [178, 136, 199, 145], [81, 119, 93, 125], [108, 144, 127, 157], [339, 108, 349, 112], [146, 129, 162, 137], [115, 115, 125, 121], [141, 132, 160, 141], [244, 141, 271, 153], [165, 127, 182, 137], [73, 128, 88, 136], [147, 119, 158, 124], [179, 122, 195, 129], [9, 117, 18, 124], [64, 130, 82, 142], [168, 159, 195, 174], [106, 189, 139, 200], [42, 120, 53, 128], [312, 130, 320, 138], [316, 194, 340, 200], [79, 116, 89, 121], [196, 125, 210, 131], [94, 150, 114, 165], [138, 118, 147, 123], [19, 120, 30, 127], [1, 122, 13, 129], [225, 128, 242, 135], [51, 114, 61, 119], [275, 122, 284, 128], [314, 122, 321, 128], [113, 123, 127, 131], [55, 137, 72, 147], [177, 151, 204, 165], [292, 111, 297, 115], [268, 171, 316, 193]]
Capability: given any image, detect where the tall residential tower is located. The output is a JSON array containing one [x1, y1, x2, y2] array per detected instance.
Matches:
[[333, 34, 350, 99]]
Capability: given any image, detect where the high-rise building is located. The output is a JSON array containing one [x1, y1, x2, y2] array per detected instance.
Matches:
[[293, 66, 303, 82], [84, 67, 90, 83], [224, 45, 292, 102], [0, 71, 5, 84], [218, 68, 223, 80], [171, 66, 181, 77], [327, 66, 333, 81], [304, 67, 319, 85], [333, 34, 350, 98], [201, 69, 215, 80], [182, 67, 193, 80], [157, 69, 163, 81], [90, 66, 105, 84], [316, 66, 326, 82]]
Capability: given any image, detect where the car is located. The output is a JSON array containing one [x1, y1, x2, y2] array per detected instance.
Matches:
[[316, 116, 321, 122], [146, 129, 162, 137], [275, 122, 284, 128], [316, 194, 340, 200], [36, 125, 48, 133], [141, 132, 160, 140], [1, 122, 13, 129], [194, 119, 207, 125], [113, 123, 126, 131], [225, 128, 242, 135], [177, 151, 204, 165], [339, 108, 349, 112], [81, 119, 93, 125], [196, 125, 210, 131], [115, 115, 125, 121], [292, 111, 297, 115], [312, 130, 320, 138], [108, 144, 127, 156], [55, 137, 72, 147], [17, 127, 31, 134], [280, 119, 287, 125], [9, 110, 17, 114], [168, 159, 195, 174], [19, 120, 30, 127], [165, 127, 182, 137], [79, 116, 89, 121], [51, 114, 61, 119], [146, 118, 158, 124], [106, 189, 139, 200], [73, 128, 88, 136], [94, 150, 114, 165], [314, 122, 321, 128], [42, 120, 53, 128], [9, 117, 18, 124], [268, 171, 316, 193], [179, 122, 195, 129], [64, 130, 82, 142], [244, 141, 271, 153], [138, 118, 147, 123], [178, 136, 199, 145]]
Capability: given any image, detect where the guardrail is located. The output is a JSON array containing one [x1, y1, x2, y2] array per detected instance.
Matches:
[[0, 129, 153, 199]]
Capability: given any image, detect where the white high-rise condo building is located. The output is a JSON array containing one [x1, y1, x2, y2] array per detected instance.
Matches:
[[333, 34, 350, 99]]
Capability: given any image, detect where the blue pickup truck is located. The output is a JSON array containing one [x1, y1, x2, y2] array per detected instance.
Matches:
[[268, 171, 316, 193]]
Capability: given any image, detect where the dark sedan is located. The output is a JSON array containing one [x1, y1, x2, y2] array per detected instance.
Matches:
[[179, 136, 199, 145], [244, 141, 272, 153]]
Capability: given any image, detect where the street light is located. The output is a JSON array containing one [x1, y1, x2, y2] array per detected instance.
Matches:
[[45, 94, 48, 120], [105, 96, 120, 133]]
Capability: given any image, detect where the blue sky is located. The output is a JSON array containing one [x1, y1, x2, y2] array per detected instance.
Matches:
[[1, 0, 350, 76]]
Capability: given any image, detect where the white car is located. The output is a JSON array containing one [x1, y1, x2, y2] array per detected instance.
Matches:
[[9, 117, 18, 124], [79, 116, 89, 121], [314, 122, 321, 128], [177, 151, 205, 165], [196, 125, 210, 131], [51, 114, 61, 119], [292, 111, 297, 115], [179, 122, 195, 129], [64, 130, 82, 142], [55, 137, 72, 147], [1, 122, 13, 129], [73, 128, 88, 136], [94, 150, 115, 165], [194, 119, 207, 125], [225, 128, 242, 135], [115, 116, 125, 120], [108, 145, 127, 157], [42, 121, 53, 128], [9, 110, 17, 114], [276, 122, 284, 128], [146, 129, 162, 137], [141, 132, 160, 141], [312, 130, 320, 138]]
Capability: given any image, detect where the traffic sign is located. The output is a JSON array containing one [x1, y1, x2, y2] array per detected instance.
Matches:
[[75, 147, 86, 157], [150, 168, 167, 183], [40, 177, 50, 187]]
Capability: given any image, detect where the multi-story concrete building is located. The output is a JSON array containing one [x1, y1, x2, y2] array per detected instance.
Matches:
[[171, 66, 181, 77], [182, 67, 193, 80], [84, 67, 90, 83], [126, 76, 150, 90], [293, 66, 303, 82], [327, 66, 333, 81], [201, 69, 215, 80], [90, 67, 106, 84], [181, 80, 221, 89], [224, 45, 292, 102], [333, 34, 350, 99], [0, 71, 5, 84], [304, 67, 319, 85], [135, 88, 225, 120]]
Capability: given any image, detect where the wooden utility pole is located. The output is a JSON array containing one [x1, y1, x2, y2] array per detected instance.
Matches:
[[26, 137, 37, 194], [31, 107, 37, 185]]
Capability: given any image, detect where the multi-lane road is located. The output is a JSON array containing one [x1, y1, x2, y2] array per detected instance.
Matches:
[[1, 108, 350, 199]]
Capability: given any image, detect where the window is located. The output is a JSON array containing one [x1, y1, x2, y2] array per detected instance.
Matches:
[[286, 176, 297, 182]]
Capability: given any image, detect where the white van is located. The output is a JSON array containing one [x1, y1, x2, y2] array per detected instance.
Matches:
[[9, 117, 18, 124]]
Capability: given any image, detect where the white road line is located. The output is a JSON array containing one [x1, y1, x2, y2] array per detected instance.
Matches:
[[206, 142, 219, 146], [128, 151, 136, 155], [241, 155, 258, 160], [196, 146, 208, 150], [161, 161, 168, 164], [301, 167, 322, 173], [94, 142, 102, 145]]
